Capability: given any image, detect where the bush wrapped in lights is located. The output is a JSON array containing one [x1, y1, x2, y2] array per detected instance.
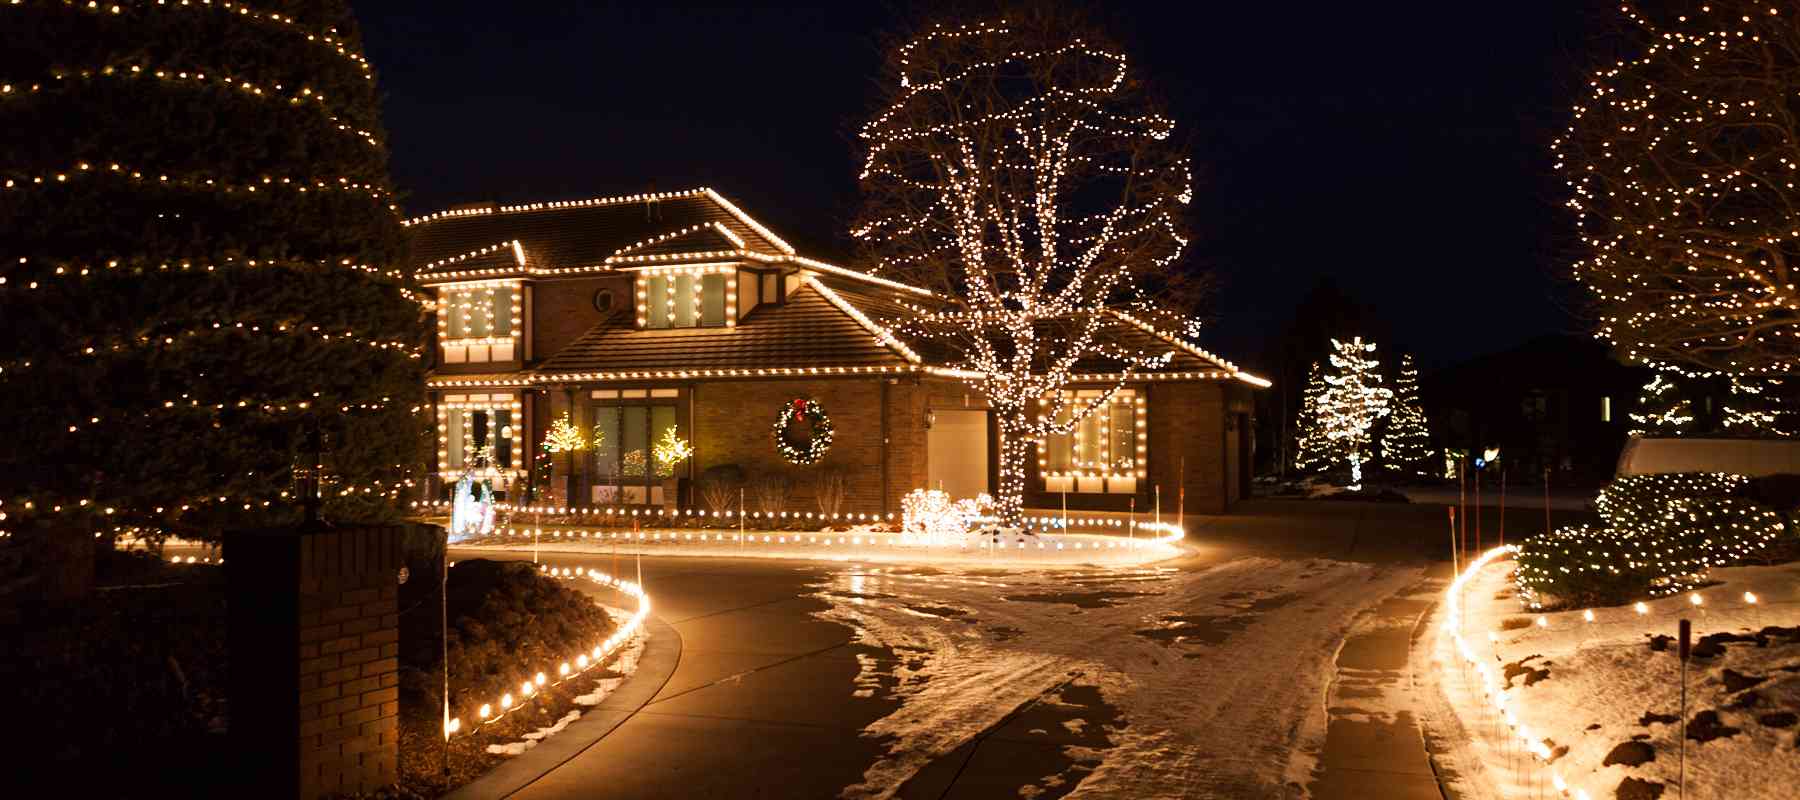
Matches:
[[1516, 473, 1785, 608], [1595, 472, 1749, 531]]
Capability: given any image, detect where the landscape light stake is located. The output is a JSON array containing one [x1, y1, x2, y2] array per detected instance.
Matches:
[[1458, 460, 1467, 565], [1499, 468, 1506, 549], [1678, 618, 1691, 800], [1447, 506, 1459, 579], [1543, 466, 1551, 538], [1474, 467, 1482, 555], [738, 488, 745, 550], [441, 537, 450, 782]]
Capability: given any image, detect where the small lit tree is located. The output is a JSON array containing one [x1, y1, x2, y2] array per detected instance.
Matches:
[[1556, 2, 1800, 378], [1380, 353, 1432, 477], [1628, 373, 1696, 437], [853, 8, 1196, 529], [1292, 362, 1337, 474], [1722, 377, 1796, 438], [1319, 338, 1392, 488]]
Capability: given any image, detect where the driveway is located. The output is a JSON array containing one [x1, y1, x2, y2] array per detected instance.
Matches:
[[455, 499, 1465, 799]]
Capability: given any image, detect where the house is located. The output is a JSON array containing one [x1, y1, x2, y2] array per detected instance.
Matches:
[[407, 187, 1267, 518]]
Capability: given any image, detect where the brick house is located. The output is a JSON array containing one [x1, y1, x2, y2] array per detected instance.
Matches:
[[409, 187, 1267, 517]]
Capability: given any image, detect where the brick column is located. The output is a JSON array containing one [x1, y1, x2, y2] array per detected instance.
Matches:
[[227, 525, 404, 799]]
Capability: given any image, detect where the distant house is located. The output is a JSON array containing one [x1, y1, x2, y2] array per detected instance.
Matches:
[[1423, 335, 1645, 485], [407, 187, 1266, 517]]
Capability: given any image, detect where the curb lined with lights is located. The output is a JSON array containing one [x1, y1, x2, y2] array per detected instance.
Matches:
[[1440, 546, 1771, 800], [444, 565, 651, 739]]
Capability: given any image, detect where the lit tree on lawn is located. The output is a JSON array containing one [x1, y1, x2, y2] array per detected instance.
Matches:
[[1319, 338, 1391, 489], [1292, 361, 1337, 474], [853, 8, 1196, 529], [1380, 353, 1432, 477], [1628, 373, 1696, 437], [0, 1, 427, 551], [1556, 2, 1800, 379], [1722, 377, 1795, 437]]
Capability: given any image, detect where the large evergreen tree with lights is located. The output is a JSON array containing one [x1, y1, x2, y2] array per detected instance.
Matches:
[[0, 1, 427, 551], [1292, 361, 1336, 474], [1380, 353, 1432, 477]]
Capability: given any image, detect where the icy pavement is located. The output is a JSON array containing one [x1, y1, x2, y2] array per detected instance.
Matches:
[[810, 556, 1425, 799]]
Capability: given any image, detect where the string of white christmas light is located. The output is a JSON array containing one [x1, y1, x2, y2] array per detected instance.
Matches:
[[0, 160, 394, 203], [0, 62, 381, 148], [449, 565, 650, 737], [19, 0, 379, 80]]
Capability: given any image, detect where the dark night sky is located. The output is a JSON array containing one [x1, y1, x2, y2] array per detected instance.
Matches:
[[355, 2, 1606, 372]]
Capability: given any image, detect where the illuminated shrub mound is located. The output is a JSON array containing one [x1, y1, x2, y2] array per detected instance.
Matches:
[[1517, 473, 1786, 609]]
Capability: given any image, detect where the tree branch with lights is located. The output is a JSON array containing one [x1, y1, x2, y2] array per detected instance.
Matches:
[[852, 7, 1198, 529], [1556, 2, 1800, 379]]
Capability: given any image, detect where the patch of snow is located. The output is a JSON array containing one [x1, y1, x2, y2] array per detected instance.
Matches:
[[1431, 556, 1800, 800], [812, 557, 1423, 798]]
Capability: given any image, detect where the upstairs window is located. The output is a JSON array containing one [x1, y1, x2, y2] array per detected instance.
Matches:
[[440, 283, 517, 341], [638, 268, 736, 329]]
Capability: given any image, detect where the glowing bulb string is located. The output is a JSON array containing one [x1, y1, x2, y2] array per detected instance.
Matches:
[[0, 62, 382, 148], [18, 0, 380, 79], [448, 565, 650, 738]]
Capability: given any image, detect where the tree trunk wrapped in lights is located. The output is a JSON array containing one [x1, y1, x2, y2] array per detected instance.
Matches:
[[0, 1, 427, 545], [1380, 353, 1432, 477], [852, 7, 1199, 529], [1556, 2, 1800, 379]]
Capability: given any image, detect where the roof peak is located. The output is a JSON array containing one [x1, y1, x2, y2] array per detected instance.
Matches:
[[403, 187, 713, 228]]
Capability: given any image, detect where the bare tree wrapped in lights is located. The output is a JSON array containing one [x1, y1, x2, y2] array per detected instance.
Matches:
[[1628, 372, 1697, 437], [1556, 2, 1800, 379], [853, 9, 1196, 529]]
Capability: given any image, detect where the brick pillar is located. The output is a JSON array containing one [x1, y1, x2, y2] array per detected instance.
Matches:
[[227, 525, 404, 799]]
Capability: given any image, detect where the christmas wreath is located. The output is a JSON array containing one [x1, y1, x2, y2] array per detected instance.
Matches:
[[772, 397, 833, 465]]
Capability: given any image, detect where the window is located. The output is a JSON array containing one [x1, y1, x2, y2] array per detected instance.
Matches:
[[1038, 390, 1144, 493], [590, 396, 681, 505], [593, 289, 614, 312], [1602, 396, 1612, 422], [441, 284, 516, 341], [438, 394, 520, 477], [638, 269, 735, 329]]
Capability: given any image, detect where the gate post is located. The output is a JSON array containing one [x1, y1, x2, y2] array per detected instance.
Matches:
[[227, 525, 404, 798]]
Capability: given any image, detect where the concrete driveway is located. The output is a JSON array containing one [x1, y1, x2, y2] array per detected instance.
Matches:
[[454, 498, 1504, 799]]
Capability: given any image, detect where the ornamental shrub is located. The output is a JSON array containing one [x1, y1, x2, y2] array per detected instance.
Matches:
[[1595, 472, 1748, 531], [1517, 473, 1785, 608]]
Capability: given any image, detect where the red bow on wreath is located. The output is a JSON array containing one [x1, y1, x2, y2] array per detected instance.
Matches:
[[792, 398, 807, 421]]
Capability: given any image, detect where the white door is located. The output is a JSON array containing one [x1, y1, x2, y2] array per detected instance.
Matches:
[[928, 409, 990, 499]]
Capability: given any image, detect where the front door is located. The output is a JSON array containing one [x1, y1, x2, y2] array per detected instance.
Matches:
[[590, 402, 680, 505]]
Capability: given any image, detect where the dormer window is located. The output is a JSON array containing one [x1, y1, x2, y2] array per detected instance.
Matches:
[[636, 267, 736, 329]]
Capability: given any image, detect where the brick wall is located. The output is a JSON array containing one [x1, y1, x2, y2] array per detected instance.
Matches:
[[1148, 382, 1231, 514], [689, 376, 927, 516], [530, 276, 631, 365], [228, 526, 404, 800]]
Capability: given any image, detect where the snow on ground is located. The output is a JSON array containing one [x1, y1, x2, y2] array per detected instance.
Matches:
[[485, 605, 647, 757], [810, 556, 1423, 799], [1427, 555, 1800, 800]]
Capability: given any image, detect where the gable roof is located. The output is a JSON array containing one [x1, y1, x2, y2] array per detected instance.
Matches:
[[536, 281, 916, 378], [405, 188, 791, 281]]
